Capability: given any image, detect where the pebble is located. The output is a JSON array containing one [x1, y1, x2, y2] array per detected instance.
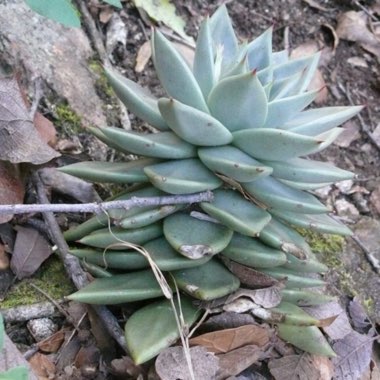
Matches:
[[335, 198, 360, 218], [27, 318, 58, 342]]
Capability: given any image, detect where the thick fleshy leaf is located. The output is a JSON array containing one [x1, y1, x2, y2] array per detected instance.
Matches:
[[243, 176, 329, 214], [278, 179, 334, 190], [270, 302, 321, 326], [163, 212, 233, 259], [89, 126, 132, 153], [265, 157, 354, 183], [125, 297, 200, 364], [280, 289, 336, 306], [198, 146, 272, 182], [270, 209, 352, 236], [69, 248, 149, 270], [308, 128, 344, 154], [277, 324, 336, 357], [144, 159, 222, 194], [208, 71, 268, 131], [59, 159, 157, 183], [200, 189, 271, 236], [209, 4, 238, 68], [158, 98, 232, 146], [78, 223, 162, 249], [101, 128, 196, 159], [269, 71, 304, 101], [81, 260, 114, 278], [171, 259, 240, 300], [222, 54, 249, 78], [258, 218, 312, 257], [260, 267, 326, 288], [222, 233, 287, 268], [193, 18, 215, 98], [246, 27, 273, 71], [272, 54, 320, 81], [263, 90, 319, 129], [67, 270, 164, 304], [286, 106, 363, 136], [143, 237, 212, 270], [153, 30, 208, 112], [272, 50, 289, 65], [283, 253, 328, 273], [233, 128, 324, 161], [64, 186, 162, 241], [119, 205, 184, 229], [104, 67, 168, 130]]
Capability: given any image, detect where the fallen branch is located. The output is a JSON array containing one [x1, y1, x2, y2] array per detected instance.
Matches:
[[32, 173, 128, 352], [0, 191, 214, 215]]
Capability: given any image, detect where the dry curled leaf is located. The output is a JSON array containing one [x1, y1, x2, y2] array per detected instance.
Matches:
[[189, 325, 270, 354], [336, 11, 380, 61], [10, 226, 52, 279], [155, 346, 219, 380], [28, 352, 55, 380], [135, 41, 152, 73], [216, 345, 266, 380], [269, 353, 332, 380], [0, 244, 9, 270], [37, 330, 65, 353], [332, 330, 374, 380], [0, 77, 59, 164]]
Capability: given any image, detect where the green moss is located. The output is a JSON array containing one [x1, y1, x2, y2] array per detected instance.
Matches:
[[88, 59, 115, 99], [1, 256, 75, 309], [55, 103, 82, 134]]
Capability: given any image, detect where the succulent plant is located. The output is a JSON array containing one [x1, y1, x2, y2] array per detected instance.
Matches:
[[61, 5, 361, 364]]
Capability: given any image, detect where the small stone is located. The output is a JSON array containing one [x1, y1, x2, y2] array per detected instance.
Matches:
[[370, 187, 380, 215], [27, 318, 58, 342], [335, 198, 360, 218], [371, 124, 380, 146], [335, 179, 354, 194], [314, 185, 332, 199]]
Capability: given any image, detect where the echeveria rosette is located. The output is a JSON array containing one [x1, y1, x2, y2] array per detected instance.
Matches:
[[61, 5, 362, 363]]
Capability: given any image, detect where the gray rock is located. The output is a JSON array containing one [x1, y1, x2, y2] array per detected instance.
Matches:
[[0, 0, 107, 128], [27, 317, 58, 342]]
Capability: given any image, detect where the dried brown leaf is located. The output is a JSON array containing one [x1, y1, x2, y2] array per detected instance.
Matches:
[[189, 325, 270, 354], [0, 244, 9, 270], [222, 258, 279, 288], [110, 356, 144, 378], [10, 226, 52, 279], [0, 161, 24, 223], [303, 301, 352, 340], [155, 346, 219, 380], [37, 330, 65, 353], [336, 11, 380, 60], [332, 331, 374, 380], [311, 355, 334, 380], [34, 111, 57, 146], [0, 77, 59, 164], [200, 312, 256, 332], [348, 298, 372, 333], [28, 352, 55, 379], [99, 7, 114, 24], [135, 41, 152, 73], [269, 353, 329, 380], [216, 345, 265, 380]]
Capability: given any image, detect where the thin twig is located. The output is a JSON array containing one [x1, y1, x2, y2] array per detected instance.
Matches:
[[0, 191, 214, 215], [74, 0, 109, 63], [32, 173, 128, 352], [350, 235, 380, 275], [29, 77, 43, 119]]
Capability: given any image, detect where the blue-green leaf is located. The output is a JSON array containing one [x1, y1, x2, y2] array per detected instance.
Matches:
[[59, 159, 157, 183], [153, 30, 208, 112], [25, 0, 80, 27], [270, 302, 321, 326], [200, 189, 271, 237], [67, 270, 164, 304], [263, 157, 354, 183], [280, 289, 336, 306], [247, 27, 273, 71], [125, 297, 200, 364], [243, 176, 329, 214], [233, 128, 324, 161], [193, 18, 215, 98], [101, 128, 197, 159], [283, 252, 328, 273], [285, 106, 363, 136], [171, 259, 240, 300], [104, 67, 168, 130], [158, 98, 232, 146], [103, 0, 122, 7], [198, 146, 272, 183], [263, 90, 319, 129], [273, 54, 320, 81], [164, 212, 233, 259], [208, 71, 268, 131], [209, 4, 238, 68], [144, 159, 222, 194], [222, 233, 287, 268]]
